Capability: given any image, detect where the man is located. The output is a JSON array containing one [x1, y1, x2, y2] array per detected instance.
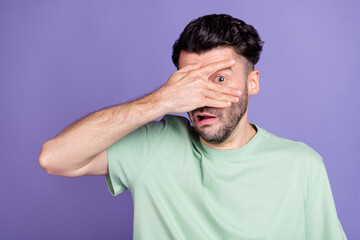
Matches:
[[39, 14, 347, 239]]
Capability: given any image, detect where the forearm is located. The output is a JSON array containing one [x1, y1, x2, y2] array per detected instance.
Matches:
[[39, 91, 165, 173]]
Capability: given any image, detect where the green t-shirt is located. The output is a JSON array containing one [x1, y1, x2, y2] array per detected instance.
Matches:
[[105, 114, 347, 240]]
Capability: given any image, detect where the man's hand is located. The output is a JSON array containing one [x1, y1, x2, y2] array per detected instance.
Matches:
[[154, 59, 241, 114]]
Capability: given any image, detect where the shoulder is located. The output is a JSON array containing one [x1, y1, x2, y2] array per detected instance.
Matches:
[[259, 126, 323, 163], [161, 114, 191, 125], [160, 114, 192, 134], [130, 114, 192, 142], [152, 114, 196, 148], [137, 114, 192, 142]]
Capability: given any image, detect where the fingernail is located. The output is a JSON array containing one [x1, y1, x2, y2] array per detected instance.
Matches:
[[229, 59, 235, 64], [236, 90, 241, 95], [234, 97, 239, 101]]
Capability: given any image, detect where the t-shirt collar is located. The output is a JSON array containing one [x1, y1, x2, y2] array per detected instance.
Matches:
[[192, 123, 263, 160]]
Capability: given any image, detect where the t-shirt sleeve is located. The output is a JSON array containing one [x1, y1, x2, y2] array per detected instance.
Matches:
[[105, 116, 168, 196], [304, 155, 347, 239]]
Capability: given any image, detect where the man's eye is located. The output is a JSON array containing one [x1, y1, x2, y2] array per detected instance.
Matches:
[[214, 76, 227, 83]]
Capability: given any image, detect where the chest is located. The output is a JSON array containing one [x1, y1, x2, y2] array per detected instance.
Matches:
[[136, 150, 306, 233]]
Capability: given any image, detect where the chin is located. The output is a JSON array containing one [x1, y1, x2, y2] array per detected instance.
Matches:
[[195, 124, 229, 144]]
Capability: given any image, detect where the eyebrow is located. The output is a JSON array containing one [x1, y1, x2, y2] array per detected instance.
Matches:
[[215, 67, 233, 74], [223, 67, 233, 72]]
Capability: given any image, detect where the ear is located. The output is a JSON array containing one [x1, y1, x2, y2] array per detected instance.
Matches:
[[247, 70, 259, 95]]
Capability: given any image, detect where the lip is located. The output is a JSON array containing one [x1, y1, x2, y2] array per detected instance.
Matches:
[[195, 113, 218, 127]]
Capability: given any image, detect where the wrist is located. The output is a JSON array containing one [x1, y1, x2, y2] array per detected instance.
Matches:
[[136, 89, 168, 120]]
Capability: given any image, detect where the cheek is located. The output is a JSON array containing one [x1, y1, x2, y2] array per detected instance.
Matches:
[[228, 102, 240, 114], [237, 82, 247, 91], [228, 75, 246, 89]]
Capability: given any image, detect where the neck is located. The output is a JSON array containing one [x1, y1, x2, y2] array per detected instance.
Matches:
[[200, 114, 257, 150]]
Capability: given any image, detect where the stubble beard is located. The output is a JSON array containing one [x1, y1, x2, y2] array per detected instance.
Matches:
[[188, 86, 249, 145]]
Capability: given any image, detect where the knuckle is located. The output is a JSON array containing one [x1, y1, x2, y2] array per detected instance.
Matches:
[[224, 86, 232, 94], [196, 76, 205, 82], [194, 78, 204, 87], [219, 94, 227, 101], [226, 86, 234, 93], [191, 75, 200, 82], [186, 70, 195, 78], [207, 81, 216, 88], [213, 83, 222, 92], [197, 88, 205, 96]]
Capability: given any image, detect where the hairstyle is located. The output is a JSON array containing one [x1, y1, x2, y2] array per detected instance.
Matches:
[[172, 14, 264, 76]]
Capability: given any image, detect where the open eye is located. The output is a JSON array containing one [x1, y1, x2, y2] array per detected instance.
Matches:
[[214, 75, 227, 83]]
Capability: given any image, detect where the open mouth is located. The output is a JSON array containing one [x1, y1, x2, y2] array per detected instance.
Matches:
[[195, 113, 218, 127]]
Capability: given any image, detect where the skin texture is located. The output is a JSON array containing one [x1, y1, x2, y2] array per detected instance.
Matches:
[[178, 46, 260, 150]]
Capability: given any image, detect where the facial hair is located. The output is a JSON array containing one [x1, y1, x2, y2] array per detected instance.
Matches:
[[188, 84, 248, 145]]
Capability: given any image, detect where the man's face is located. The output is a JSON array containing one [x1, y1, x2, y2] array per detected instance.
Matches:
[[178, 47, 250, 145]]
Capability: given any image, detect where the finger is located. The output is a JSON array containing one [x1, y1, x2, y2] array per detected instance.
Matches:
[[205, 82, 242, 97], [203, 98, 232, 108], [196, 59, 235, 77], [204, 90, 240, 103], [177, 62, 201, 73]]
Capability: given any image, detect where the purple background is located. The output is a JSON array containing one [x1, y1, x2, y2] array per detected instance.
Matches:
[[1, 0, 359, 239]]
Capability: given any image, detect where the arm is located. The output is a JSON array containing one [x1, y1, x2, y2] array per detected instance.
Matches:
[[304, 156, 347, 239], [38, 59, 241, 177], [38, 94, 165, 177]]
